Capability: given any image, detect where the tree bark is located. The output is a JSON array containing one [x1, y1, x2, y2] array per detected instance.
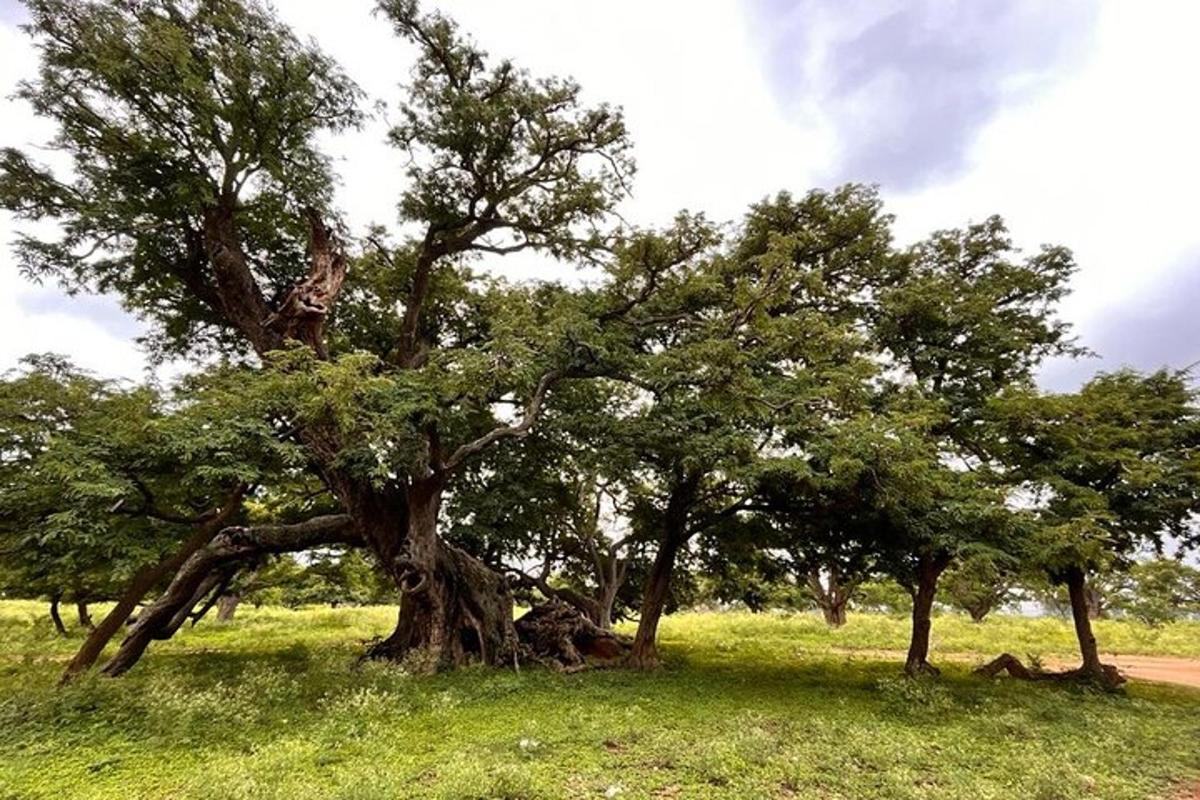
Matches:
[[100, 515, 357, 677], [75, 600, 94, 631], [216, 594, 241, 621], [49, 594, 67, 637], [367, 477, 519, 670], [629, 480, 695, 670], [1065, 565, 1104, 676], [904, 552, 951, 676], [60, 489, 244, 683]]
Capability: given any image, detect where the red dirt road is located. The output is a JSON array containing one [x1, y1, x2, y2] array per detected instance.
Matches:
[[832, 649, 1200, 689], [1044, 655, 1200, 689]]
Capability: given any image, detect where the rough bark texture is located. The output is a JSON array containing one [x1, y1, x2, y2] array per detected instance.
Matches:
[[101, 515, 358, 677], [904, 552, 951, 676], [61, 490, 244, 683], [514, 600, 630, 670]]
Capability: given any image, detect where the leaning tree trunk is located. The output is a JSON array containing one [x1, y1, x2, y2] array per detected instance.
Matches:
[[629, 526, 686, 669], [101, 515, 356, 677], [905, 552, 951, 676], [49, 594, 67, 637], [367, 478, 519, 670], [61, 489, 243, 683], [75, 600, 94, 631], [1065, 565, 1104, 676]]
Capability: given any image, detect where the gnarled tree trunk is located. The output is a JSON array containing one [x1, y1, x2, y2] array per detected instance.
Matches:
[[61, 489, 244, 683], [367, 477, 519, 670], [904, 552, 951, 676], [101, 515, 357, 676]]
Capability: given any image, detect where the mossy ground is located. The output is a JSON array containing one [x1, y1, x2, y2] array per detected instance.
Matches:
[[2, 601, 1198, 799]]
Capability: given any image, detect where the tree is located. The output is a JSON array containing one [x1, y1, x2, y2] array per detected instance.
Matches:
[[870, 216, 1080, 675], [2, 0, 644, 672], [942, 550, 1019, 622], [1111, 558, 1200, 626], [986, 370, 1200, 682]]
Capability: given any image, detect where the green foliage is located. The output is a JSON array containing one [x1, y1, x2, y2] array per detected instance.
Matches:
[[989, 370, 1200, 577], [1110, 558, 1200, 626], [0, 0, 362, 360]]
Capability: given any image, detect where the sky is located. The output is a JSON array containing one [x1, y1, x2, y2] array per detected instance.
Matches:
[[1, 0, 1199, 390]]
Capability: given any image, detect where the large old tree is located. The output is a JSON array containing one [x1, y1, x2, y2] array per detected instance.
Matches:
[[1, 0, 646, 672]]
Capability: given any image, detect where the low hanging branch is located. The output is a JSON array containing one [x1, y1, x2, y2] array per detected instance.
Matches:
[[100, 514, 359, 677]]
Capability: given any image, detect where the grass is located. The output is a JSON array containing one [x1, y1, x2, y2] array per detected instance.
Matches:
[[1, 601, 1198, 800]]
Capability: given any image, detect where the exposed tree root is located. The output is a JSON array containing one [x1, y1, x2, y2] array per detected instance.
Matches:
[[514, 599, 630, 671], [974, 653, 1126, 689], [903, 659, 942, 678]]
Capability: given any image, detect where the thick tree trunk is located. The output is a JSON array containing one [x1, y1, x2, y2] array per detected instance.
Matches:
[[61, 490, 244, 683], [49, 594, 67, 637], [1065, 566, 1104, 676], [904, 553, 951, 676], [367, 478, 519, 670], [217, 594, 241, 621], [101, 515, 356, 677], [75, 600, 94, 631]]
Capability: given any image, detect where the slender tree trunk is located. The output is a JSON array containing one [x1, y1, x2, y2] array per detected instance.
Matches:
[[75, 600, 94, 631], [216, 594, 241, 621], [49, 594, 67, 637], [61, 489, 243, 683], [368, 477, 519, 670], [629, 532, 684, 669], [1065, 566, 1104, 675], [904, 552, 951, 676]]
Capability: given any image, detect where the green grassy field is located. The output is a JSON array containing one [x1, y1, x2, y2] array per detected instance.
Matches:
[[1, 601, 1198, 800]]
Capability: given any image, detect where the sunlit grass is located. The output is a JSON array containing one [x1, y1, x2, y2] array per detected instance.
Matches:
[[1, 601, 1198, 799]]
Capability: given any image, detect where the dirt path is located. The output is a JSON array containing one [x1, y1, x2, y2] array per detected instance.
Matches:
[[829, 648, 1200, 689]]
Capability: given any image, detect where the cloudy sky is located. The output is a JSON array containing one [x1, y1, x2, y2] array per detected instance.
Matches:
[[1, 0, 1198, 390]]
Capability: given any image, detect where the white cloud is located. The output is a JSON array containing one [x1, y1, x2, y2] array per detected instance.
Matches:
[[1, 0, 1197, 387]]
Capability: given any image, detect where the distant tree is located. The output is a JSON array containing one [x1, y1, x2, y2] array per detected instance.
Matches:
[[942, 550, 1020, 622], [1110, 558, 1200, 626]]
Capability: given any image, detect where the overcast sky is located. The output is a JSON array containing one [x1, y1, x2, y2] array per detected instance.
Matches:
[[1, 0, 1198, 390]]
